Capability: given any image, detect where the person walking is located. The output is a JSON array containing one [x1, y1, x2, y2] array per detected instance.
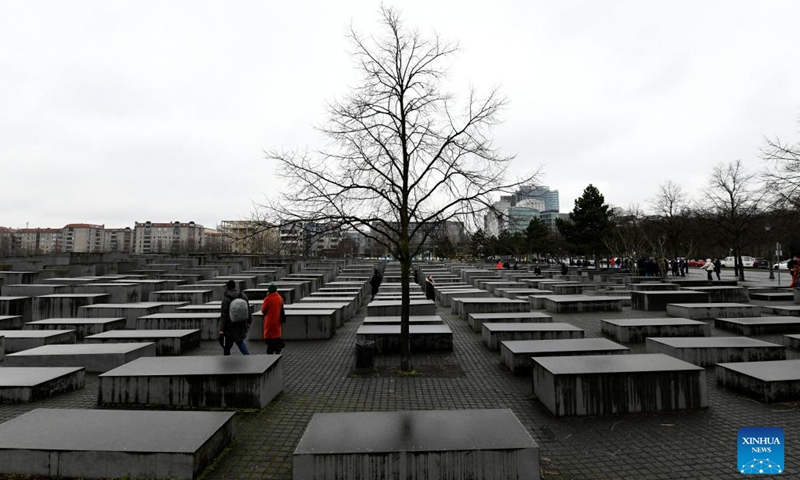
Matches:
[[704, 259, 715, 281], [370, 269, 383, 299], [218, 280, 251, 356], [260, 283, 284, 355], [789, 255, 800, 288], [713, 258, 722, 281], [425, 274, 435, 301]]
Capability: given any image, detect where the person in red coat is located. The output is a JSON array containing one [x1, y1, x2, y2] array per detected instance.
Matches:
[[260, 284, 284, 354]]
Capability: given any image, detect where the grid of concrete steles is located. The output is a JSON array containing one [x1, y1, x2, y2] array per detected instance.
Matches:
[[0, 259, 799, 480]]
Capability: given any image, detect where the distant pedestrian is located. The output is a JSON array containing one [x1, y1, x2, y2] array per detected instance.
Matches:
[[560, 263, 568, 276], [425, 274, 435, 301], [713, 258, 722, 281], [370, 269, 383, 298], [704, 259, 715, 281], [658, 257, 667, 278], [790, 255, 800, 288], [503, 260, 511, 269], [260, 283, 284, 354], [218, 280, 251, 356]]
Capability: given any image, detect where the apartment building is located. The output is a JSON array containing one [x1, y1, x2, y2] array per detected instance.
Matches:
[[133, 221, 204, 253]]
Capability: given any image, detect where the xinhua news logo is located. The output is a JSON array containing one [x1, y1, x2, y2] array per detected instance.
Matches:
[[738, 427, 784, 475]]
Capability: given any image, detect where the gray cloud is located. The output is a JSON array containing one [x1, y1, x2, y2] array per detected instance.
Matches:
[[2, 1, 799, 229]]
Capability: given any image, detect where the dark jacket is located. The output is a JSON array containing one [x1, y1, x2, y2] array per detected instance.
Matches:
[[425, 278, 435, 300], [370, 272, 382, 296], [219, 288, 252, 342]]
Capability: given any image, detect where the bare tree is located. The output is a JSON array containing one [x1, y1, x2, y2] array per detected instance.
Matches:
[[603, 204, 653, 264], [648, 181, 692, 258], [761, 127, 800, 209], [261, 6, 538, 371], [698, 160, 764, 281]]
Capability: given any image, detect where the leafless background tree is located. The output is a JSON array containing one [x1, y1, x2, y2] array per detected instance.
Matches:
[[762, 126, 800, 209], [260, 6, 538, 371], [697, 160, 764, 280], [648, 181, 693, 258]]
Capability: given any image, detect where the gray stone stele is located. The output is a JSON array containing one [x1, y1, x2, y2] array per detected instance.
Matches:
[[0, 408, 234, 479], [293, 409, 539, 480]]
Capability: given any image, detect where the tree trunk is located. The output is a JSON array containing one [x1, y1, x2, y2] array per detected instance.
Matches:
[[737, 250, 746, 281], [400, 256, 412, 372]]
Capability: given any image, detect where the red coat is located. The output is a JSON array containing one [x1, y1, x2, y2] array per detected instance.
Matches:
[[260, 292, 284, 339]]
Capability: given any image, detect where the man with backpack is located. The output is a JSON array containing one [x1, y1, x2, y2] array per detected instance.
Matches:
[[218, 280, 252, 355]]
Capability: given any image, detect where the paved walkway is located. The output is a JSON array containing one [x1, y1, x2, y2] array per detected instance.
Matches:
[[1, 271, 798, 479]]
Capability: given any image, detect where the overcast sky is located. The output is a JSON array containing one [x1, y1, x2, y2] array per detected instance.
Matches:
[[2, 1, 800, 230]]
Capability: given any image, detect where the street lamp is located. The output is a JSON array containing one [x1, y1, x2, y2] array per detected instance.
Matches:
[[766, 224, 774, 280]]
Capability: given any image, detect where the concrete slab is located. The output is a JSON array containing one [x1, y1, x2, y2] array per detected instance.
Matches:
[[646, 337, 785, 367], [271, 281, 311, 300], [248, 310, 337, 341], [0, 408, 234, 479], [0, 315, 23, 330], [361, 315, 444, 325], [367, 300, 436, 317], [501, 338, 629, 375], [631, 291, 711, 311], [532, 353, 707, 416], [31, 293, 110, 320], [5, 343, 157, 372], [293, 409, 539, 480], [494, 288, 554, 299], [479, 281, 526, 295], [311, 290, 364, 305], [438, 288, 490, 307], [73, 282, 143, 303], [111, 279, 171, 299], [785, 334, 800, 349], [0, 330, 76, 353], [299, 296, 357, 319], [666, 303, 761, 320], [600, 318, 711, 342], [0, 367, 85, 403], [0, 296, 32, 323], [453, 297, 530, 320], [543, 295, 623, 313], [24, 318, 125, 339], [99, 355, 282, 409], [716, 360, 800, 403], [149, 289, 213, 304], [285, 303, 347, 326], [629, 283, 680, 291], [176, 284, 226, 302], [468, 311, 553, 333], [685, 286, 750, 303], [355, 324, 453, 353], [551, 283, 599, 295], [78, 302, 170, 328], [137, 313, 220, 340], [749, 292, 794, 301], [1, 284, 72, 297], [760, 305, 800, 317], [714, 316, 800, 335], [85, 329, 201, 356], [482, 323, 584, 351], [40, 277, 96, 285]]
